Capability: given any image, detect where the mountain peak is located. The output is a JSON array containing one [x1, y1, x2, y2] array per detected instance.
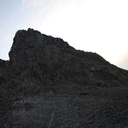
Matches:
[[1, 28, 128, 127], [9, 28, 74, 75], [7, 28, 128, 88], [11, 28, 70, 49]]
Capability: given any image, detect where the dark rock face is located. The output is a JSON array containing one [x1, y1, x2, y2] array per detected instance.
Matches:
[[1, 28, 128, 128], [8, 29, 128, 89]]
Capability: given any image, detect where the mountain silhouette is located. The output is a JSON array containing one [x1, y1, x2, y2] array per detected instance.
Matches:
[[0, 28, 128, 128]]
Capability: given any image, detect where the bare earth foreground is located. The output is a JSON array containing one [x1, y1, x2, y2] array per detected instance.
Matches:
[[0, 28, 128, 128]]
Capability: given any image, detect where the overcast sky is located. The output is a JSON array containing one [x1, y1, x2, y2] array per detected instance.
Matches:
[[0, 0, 128, 69]]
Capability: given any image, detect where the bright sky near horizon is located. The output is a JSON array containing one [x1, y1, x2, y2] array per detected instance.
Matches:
[[0, 0, 128, 69]]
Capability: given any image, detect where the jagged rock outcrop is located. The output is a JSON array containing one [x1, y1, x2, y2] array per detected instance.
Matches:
[[0, 28, 128, 128], [8, 28, 128, 93]]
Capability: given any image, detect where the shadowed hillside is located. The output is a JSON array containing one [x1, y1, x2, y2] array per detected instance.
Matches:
[[0, 28, 128, 128]]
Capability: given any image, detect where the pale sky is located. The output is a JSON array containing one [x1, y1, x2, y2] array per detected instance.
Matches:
[[0, 0, 128, 69]]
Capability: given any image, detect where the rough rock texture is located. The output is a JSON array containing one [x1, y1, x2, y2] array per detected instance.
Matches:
[[0, 28, 128, 128]]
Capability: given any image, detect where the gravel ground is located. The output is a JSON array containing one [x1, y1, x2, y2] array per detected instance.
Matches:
[[1, 87, 128, 128]]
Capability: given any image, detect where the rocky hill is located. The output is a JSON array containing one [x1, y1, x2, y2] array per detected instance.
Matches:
[[0, 28, 128, 128]]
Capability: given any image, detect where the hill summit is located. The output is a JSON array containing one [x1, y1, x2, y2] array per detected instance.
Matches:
[[1, 28, 128, 127]]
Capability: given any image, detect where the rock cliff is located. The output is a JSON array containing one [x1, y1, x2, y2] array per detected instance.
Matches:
[[0, 28, 128, 128]]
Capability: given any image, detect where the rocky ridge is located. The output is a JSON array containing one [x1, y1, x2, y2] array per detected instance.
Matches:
[[0, 28, 128, 128]]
